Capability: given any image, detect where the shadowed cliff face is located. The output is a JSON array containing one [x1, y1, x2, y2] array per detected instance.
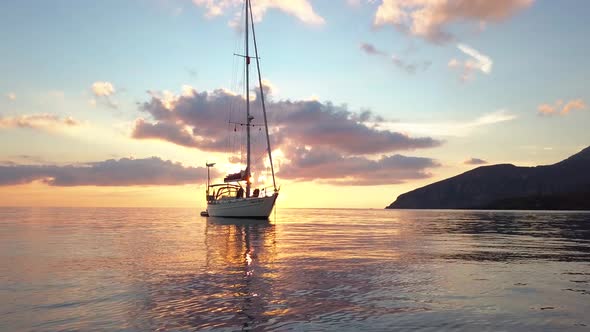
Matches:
[[387, 146, 590, 210]]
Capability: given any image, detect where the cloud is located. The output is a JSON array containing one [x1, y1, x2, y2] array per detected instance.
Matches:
[[474, 109, 515, 125], [132, 86, 441, 155], [91, 82, 115, 97], [538, 99, 587, 116], [0, 157, 212, 186], [0, 155, 51, 166], [360, 42, 431, 74], [7, 155, 46, 164], [448, 43, 492, 81], [562, 100, 586, 115], [360, 42, 386, 56], [464, 157, 488, 165], [457, 44, 492, 73], [379, 109, 517, 137], [278, 146, 440, 185], [392, 55, 431, 74], [91, 81, 118, 109], [186, 67, 198, 79], [0, 113, 80, 131], [131, 85, 442, 185], [192, 0, 324, 25], [132, 118, 211, 149], [373, 0, 534, 43], [5, 92, 16, 101]]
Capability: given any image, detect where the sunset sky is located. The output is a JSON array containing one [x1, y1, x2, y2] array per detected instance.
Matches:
[[1, 0, 589, 209]]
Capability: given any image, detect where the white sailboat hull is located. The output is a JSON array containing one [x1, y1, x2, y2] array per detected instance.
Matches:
[[207, 193, 278, 219]]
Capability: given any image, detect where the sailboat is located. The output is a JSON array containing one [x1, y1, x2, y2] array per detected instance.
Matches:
[[204, 0, 279, 219]]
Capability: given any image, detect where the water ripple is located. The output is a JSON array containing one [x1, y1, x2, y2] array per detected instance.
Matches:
[[1, 208, 589, 331]]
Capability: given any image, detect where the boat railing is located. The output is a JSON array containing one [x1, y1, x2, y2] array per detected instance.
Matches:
[[260, 186, 278, 196]]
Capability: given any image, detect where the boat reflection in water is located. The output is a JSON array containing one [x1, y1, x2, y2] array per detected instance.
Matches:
[[203, 217, 278, 330], [129, 215, 280, 331], [136, 216, 278, 330]]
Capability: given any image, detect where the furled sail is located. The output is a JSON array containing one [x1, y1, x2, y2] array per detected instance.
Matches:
[[224, 169, 248, 183]]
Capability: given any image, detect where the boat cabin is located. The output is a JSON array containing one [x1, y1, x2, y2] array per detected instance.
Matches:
[[207, 183, 263, 203]]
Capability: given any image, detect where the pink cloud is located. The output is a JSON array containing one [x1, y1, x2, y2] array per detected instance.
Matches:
[[562, 99, 587, 115], [538, 99, 587, 116], [192, 0, 324, 25], [0, 113, 80, 131], [373, 0, 534, 43]]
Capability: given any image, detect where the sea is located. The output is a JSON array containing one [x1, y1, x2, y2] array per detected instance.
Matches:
[[1, 207, 589, 331]]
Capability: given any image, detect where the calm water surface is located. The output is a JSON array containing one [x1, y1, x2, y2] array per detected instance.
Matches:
[[1, 208, 590, 331]]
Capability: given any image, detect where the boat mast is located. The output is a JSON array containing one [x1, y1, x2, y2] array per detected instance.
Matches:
[[206, 162, 215, 200], [245, 0, 252, 197], [249, 0, 277, 192]]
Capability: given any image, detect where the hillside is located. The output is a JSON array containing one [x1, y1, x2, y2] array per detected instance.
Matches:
[[387, 146, 590, 210]]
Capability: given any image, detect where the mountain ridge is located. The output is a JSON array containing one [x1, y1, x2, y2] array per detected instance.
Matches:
[[387, 146, 590, 210]]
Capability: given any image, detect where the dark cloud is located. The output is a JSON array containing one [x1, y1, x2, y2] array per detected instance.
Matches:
[[392, 57, 432, 74], [0, 157, 212, 186], [133, 88, 441, 155], [359, 42, 431, 75], [186, 67, 198, 78], [132, 119, 201, 149], [131, 87, 443, 185], [464, 158, 488, 165], [273, 100, 440, 154], [278, 146, 440, 186], [360, 42, 386, 56]]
